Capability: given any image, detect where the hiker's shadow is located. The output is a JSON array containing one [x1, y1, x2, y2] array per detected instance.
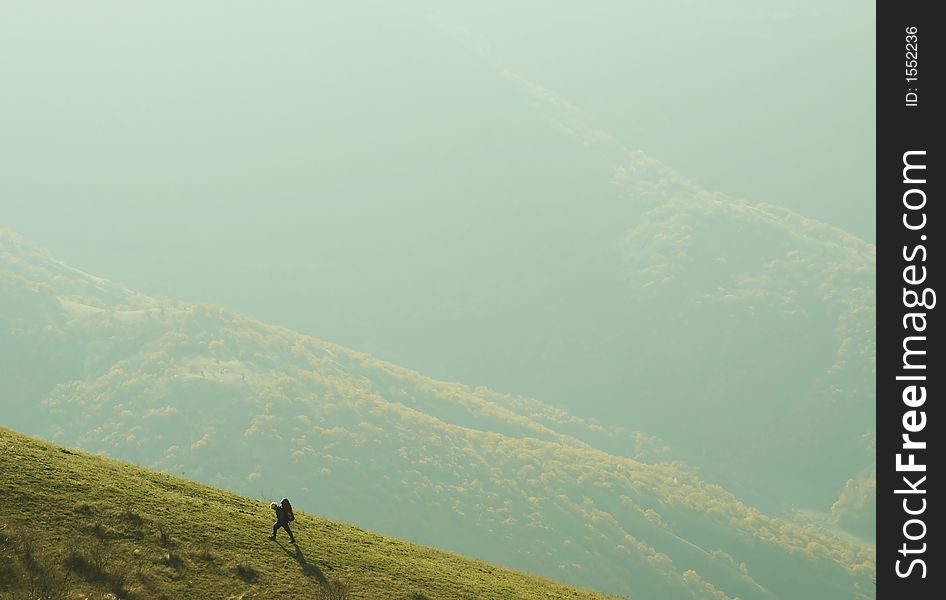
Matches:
[[277, 542, 326, 584]]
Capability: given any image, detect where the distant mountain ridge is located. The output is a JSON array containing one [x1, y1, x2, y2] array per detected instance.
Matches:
[[1, 229, 874, 599]]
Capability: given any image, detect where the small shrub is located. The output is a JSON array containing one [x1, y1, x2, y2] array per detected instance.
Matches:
[[234, 561, 259, 583], [75, 502, 94, 516], [13, 531, 39, 575], [24, 567, 72, 600], [132, 547, 145, 576], [317, 579, 351, 600], [163, 549, 185, 571], [17, 545, 72, 600], [65, 539, 110, 581], [65, 549, 94, 578], [120, 509, 145, 528], [193, 540, 214, 563], [89, 520, 116, 540], [1, 528, 72, 598], [405, 593, 430, 600], [155, 521, 173, 548], [88, 540, 110, 573]]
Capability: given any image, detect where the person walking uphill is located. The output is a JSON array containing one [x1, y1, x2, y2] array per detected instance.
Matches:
[[269, 498, 296, 544]]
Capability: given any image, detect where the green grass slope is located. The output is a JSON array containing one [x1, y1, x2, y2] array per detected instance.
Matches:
[[0, 428, 619, 600]]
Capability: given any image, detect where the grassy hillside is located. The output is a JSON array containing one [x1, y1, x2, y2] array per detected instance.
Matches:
[[0, 427, 620, 600]]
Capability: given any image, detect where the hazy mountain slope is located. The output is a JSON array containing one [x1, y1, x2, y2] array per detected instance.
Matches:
[[342, 141, 876, 522], [612, 189, 874, 513], [264, 49, 875, 525], [1, 2, 873, 538], [0, 231, 874, 599], [0, 427, 621, 600], [453, 74, 876, 521]]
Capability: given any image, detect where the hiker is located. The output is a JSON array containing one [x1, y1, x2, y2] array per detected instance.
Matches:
[[269, 499, 296, 544]]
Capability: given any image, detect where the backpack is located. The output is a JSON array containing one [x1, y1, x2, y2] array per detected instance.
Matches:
[[281, 498, 295, 522]]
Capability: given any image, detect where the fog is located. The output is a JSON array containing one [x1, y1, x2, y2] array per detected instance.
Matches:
[[0, 4, 876, 596], [1, 0, 873, 462]]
